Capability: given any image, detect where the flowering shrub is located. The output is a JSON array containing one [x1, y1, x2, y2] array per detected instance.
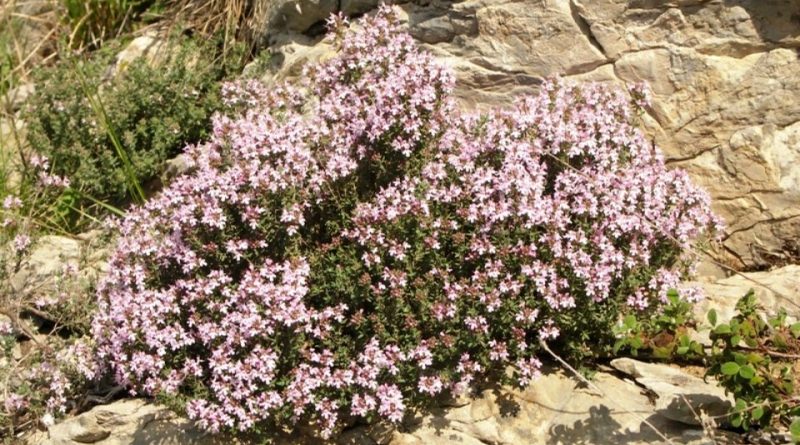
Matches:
[[92, 7, 720, 438]]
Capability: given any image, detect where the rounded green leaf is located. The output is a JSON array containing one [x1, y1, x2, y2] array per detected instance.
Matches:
[[707, 309, 717, 327], [751, 406, 764, 421], [714, 324, 731, 335], [721, 362, 740, 376], [738, 365, 756, 379]]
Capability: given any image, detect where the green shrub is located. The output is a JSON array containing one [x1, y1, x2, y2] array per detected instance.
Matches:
[[707, 291, 800, 432], [613, 289, 800, 437], [24, 35, 244, 231], [612, 289, 705, 360]]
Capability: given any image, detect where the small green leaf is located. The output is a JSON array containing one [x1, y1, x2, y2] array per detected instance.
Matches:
[[751, 406, 764, 421], [714, 324, 731, 335], [738, 365, 756, 379], [623, 314, 636, 329], [676, 346, 689, 355], [790, 323, 800, 338], [666, 288, 680, 304], [707, 309, 717, 327], [790, 418, 800, 440], [731, 335, 741, 346], [721, 362, 740, 376]]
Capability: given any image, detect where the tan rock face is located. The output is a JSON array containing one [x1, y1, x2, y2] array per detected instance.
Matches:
[[260, 0, 800, 270], [31, 399, 224, 445]]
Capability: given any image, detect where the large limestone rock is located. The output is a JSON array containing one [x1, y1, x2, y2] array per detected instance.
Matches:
[[694, 264, 800, 325], [388, 368, 715, 445], [29, 399, 223, 445], [610, 358, 733, 426], [259, 0, 800, 270]]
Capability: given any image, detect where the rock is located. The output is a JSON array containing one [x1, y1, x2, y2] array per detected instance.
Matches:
[[693, 264, 800, 329], [113, 35, 169, 75], [341, 0, 381, 16], [34, 399, 224, 445], [9, 232, 109, 299], [0, 117, 26, 189], [10, 236, 82, 293], [386, 366, 714, 444], [266, 0, 339, 37], [262, 34, 336, 85], [3, 83, 35, 111], [610, 358, 733, 426]]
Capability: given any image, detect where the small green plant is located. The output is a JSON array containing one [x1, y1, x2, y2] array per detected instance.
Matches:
[[24, 35, 244, 231], [612, 289, 705, 360], [706, 290, 800, 432], [612, 289, 800, 438], [0, 160, 103, 439]]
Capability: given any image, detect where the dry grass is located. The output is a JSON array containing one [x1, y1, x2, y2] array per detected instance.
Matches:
[[146, 0, 270, 55]]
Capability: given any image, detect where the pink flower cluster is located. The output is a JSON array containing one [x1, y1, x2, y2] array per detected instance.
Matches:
[[92, 7, 720, 438]]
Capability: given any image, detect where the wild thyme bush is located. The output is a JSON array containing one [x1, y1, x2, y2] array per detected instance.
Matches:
[[92, 8, 720, 438], [24, 36, 243, 230]]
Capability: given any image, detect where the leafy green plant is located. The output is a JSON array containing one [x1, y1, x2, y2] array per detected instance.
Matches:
[[706, 290, 800, 432], [612, 289, 705, 360], [612, 288, 800, 438], [24, 35, 244, 231]]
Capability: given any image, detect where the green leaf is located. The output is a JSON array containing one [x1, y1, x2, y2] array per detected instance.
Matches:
[[731, 335, 741, 346], [746, 353, 764, 364], [714, 324, 731, 335], [707, 309, 717, 327], [666, 288, 680, 304], [623, 314, 637, 329], [751, 406, 764, 421], [676, 346, 689, 355], [790, 323, 800, 338], [790, 418, 800, 441], [738, 365, 756, 379], [721, 362, 740, 376]]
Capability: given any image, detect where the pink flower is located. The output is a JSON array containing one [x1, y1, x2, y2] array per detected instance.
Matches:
[[418, 376, 444, 395], [12, 234, 31, 253], [376, 384, 405, 423]]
